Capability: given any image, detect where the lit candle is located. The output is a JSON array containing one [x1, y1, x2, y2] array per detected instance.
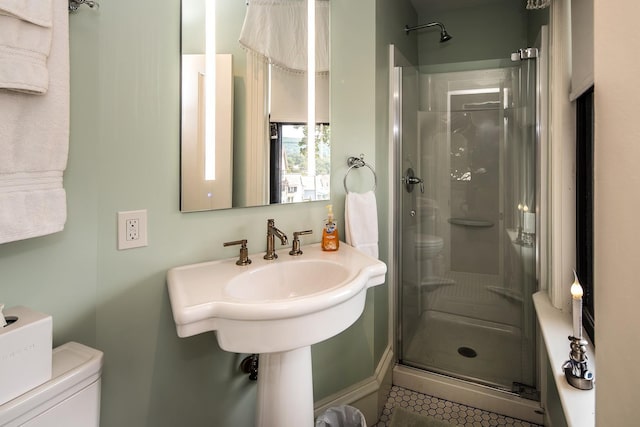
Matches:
[[517, 204, 523, 229], [524, 212, 535, 234], [570, 270, 583, 339]]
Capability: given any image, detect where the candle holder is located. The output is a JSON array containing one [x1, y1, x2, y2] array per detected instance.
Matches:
[[562, 335, 594, 390], [521, 231, 535, 247], [515, 226, 524, 244]]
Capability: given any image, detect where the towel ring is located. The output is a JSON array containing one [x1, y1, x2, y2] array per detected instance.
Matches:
[[69, 0, 99, 12], [343, 155, 377, 193]]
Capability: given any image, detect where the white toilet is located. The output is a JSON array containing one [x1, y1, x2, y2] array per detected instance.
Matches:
[[0, 341, 103, 427], [414, 233, 444, 261], [414, 233, 444, 277], [413, 197, 446, 280]]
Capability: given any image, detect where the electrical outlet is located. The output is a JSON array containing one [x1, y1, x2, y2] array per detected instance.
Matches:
[[126, 218, 139, 241], [118, 210, 148, 250]]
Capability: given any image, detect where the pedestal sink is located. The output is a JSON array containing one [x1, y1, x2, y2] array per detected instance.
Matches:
[[167, 242, 387, 427]]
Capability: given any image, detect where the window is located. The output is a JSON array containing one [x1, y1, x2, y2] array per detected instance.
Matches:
[[576, 85, 595, 343], [269, 123, 331, 204]]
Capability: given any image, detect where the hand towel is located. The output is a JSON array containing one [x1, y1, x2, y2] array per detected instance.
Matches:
[[0, 0, 53, 94], [345, 191, 379, 259], [0, 0, 52, 27], [0, 0, 68, 244]]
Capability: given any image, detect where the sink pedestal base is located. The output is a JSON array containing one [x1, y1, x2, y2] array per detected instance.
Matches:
[[256, 346, 314, 427]]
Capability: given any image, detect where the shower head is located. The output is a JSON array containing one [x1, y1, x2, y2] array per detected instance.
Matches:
[[404, 22, 453, 43], [439, 28, 453, 43]]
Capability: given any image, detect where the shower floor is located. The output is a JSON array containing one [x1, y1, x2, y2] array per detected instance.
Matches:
[[402, 271, 530, 389], [403, 310, 522, 389]]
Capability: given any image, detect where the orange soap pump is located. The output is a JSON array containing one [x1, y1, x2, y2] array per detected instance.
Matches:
[[321, 204, 339, 251]]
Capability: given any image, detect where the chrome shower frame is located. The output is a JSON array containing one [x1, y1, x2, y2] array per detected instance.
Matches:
[[388, 26, 549, 424]]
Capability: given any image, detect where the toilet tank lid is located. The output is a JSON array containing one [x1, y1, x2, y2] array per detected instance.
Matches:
[[50, 341, 104, 381], [0, 342, 103, 424]]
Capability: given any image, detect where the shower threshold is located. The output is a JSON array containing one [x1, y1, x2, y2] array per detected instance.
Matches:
[[393, 364, 543, 425]]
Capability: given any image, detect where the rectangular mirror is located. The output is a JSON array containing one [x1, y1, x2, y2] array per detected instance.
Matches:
[[180, 0, 331, 212]]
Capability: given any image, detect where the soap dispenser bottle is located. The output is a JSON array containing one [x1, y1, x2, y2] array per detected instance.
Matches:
[[322, 204, 339, 251]]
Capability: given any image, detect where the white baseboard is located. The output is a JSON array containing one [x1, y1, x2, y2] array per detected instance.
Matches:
[[314, 346, 394, 425]]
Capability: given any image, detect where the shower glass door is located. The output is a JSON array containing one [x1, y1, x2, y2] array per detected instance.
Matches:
[[398, 59, 538, 393]]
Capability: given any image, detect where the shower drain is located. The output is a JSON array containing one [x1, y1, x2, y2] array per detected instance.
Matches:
[[457, 346, 478, 358]]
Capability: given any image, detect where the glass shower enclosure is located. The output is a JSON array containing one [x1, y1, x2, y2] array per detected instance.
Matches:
[[396, 54, 539, 394]]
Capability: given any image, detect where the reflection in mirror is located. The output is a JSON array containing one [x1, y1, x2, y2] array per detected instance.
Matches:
[[180, 0, 330, 212], [269, 123, 331, 204]]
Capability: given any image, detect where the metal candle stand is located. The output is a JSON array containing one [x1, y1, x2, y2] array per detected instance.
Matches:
[[562, 335, 594, 390], [521, 231, 535, 247]]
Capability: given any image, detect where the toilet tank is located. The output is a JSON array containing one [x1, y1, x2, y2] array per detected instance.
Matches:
[[0, 342, 103, 427]]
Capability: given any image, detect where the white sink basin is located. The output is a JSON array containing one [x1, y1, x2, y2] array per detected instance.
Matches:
[[167, 243, 386, 353], [224, 259, 350, 301], [167, 242, 387, 427]]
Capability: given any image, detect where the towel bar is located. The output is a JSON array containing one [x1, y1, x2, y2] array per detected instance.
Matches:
[[343, 154, 377, 193]]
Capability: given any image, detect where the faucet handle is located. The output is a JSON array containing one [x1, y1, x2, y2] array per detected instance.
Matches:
[[289, 230, 313, 256], [223, 239, 252, 266]]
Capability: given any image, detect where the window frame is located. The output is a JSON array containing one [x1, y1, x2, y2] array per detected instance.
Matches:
[[575, 85, 595, 344]]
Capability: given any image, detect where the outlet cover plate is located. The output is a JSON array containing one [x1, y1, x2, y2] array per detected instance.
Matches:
[[117, 209, 148, 250]]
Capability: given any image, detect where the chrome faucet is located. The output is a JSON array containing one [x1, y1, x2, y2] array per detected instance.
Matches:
[[223, 239, 252, 266], [264, 219, 288, 260], [289, 230, 313, 256]]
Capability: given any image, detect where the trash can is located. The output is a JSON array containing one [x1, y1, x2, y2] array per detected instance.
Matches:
[[315, 405, 367, 427]]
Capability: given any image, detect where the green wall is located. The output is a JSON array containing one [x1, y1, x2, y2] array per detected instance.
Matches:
[[312, 0, 378, 396], [411, 0, 547, 73], [0, 1, 554, 426], [0, 0, 401, 426], [416, 0, 527, 68], [374, 0, 419, 364]]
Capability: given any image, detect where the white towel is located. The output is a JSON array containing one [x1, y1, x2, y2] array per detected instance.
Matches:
[[0, 0, 53, 94], [0, 0, 69, 244], [345, 191, 379, 259], [0, 0, 52, 27]]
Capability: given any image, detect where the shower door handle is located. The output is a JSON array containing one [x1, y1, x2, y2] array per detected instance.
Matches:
[[407, 176, 424, 193], [404, 168, 424, 193]]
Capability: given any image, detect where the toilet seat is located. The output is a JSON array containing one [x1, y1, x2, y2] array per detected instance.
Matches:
[[414, 234, 443, 248]]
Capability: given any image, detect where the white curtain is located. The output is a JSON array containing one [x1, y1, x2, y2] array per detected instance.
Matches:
[[270, 67, 330, 123], [244, 51, 270, 206], [239, 0, 330, 73]]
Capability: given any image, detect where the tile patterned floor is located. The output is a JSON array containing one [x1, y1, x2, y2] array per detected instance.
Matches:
[[371, 386, 541, 427]]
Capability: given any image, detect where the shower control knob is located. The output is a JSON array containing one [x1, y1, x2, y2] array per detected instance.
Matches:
[[407, 176, 424, 192], [404, 168, 424, 193]]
